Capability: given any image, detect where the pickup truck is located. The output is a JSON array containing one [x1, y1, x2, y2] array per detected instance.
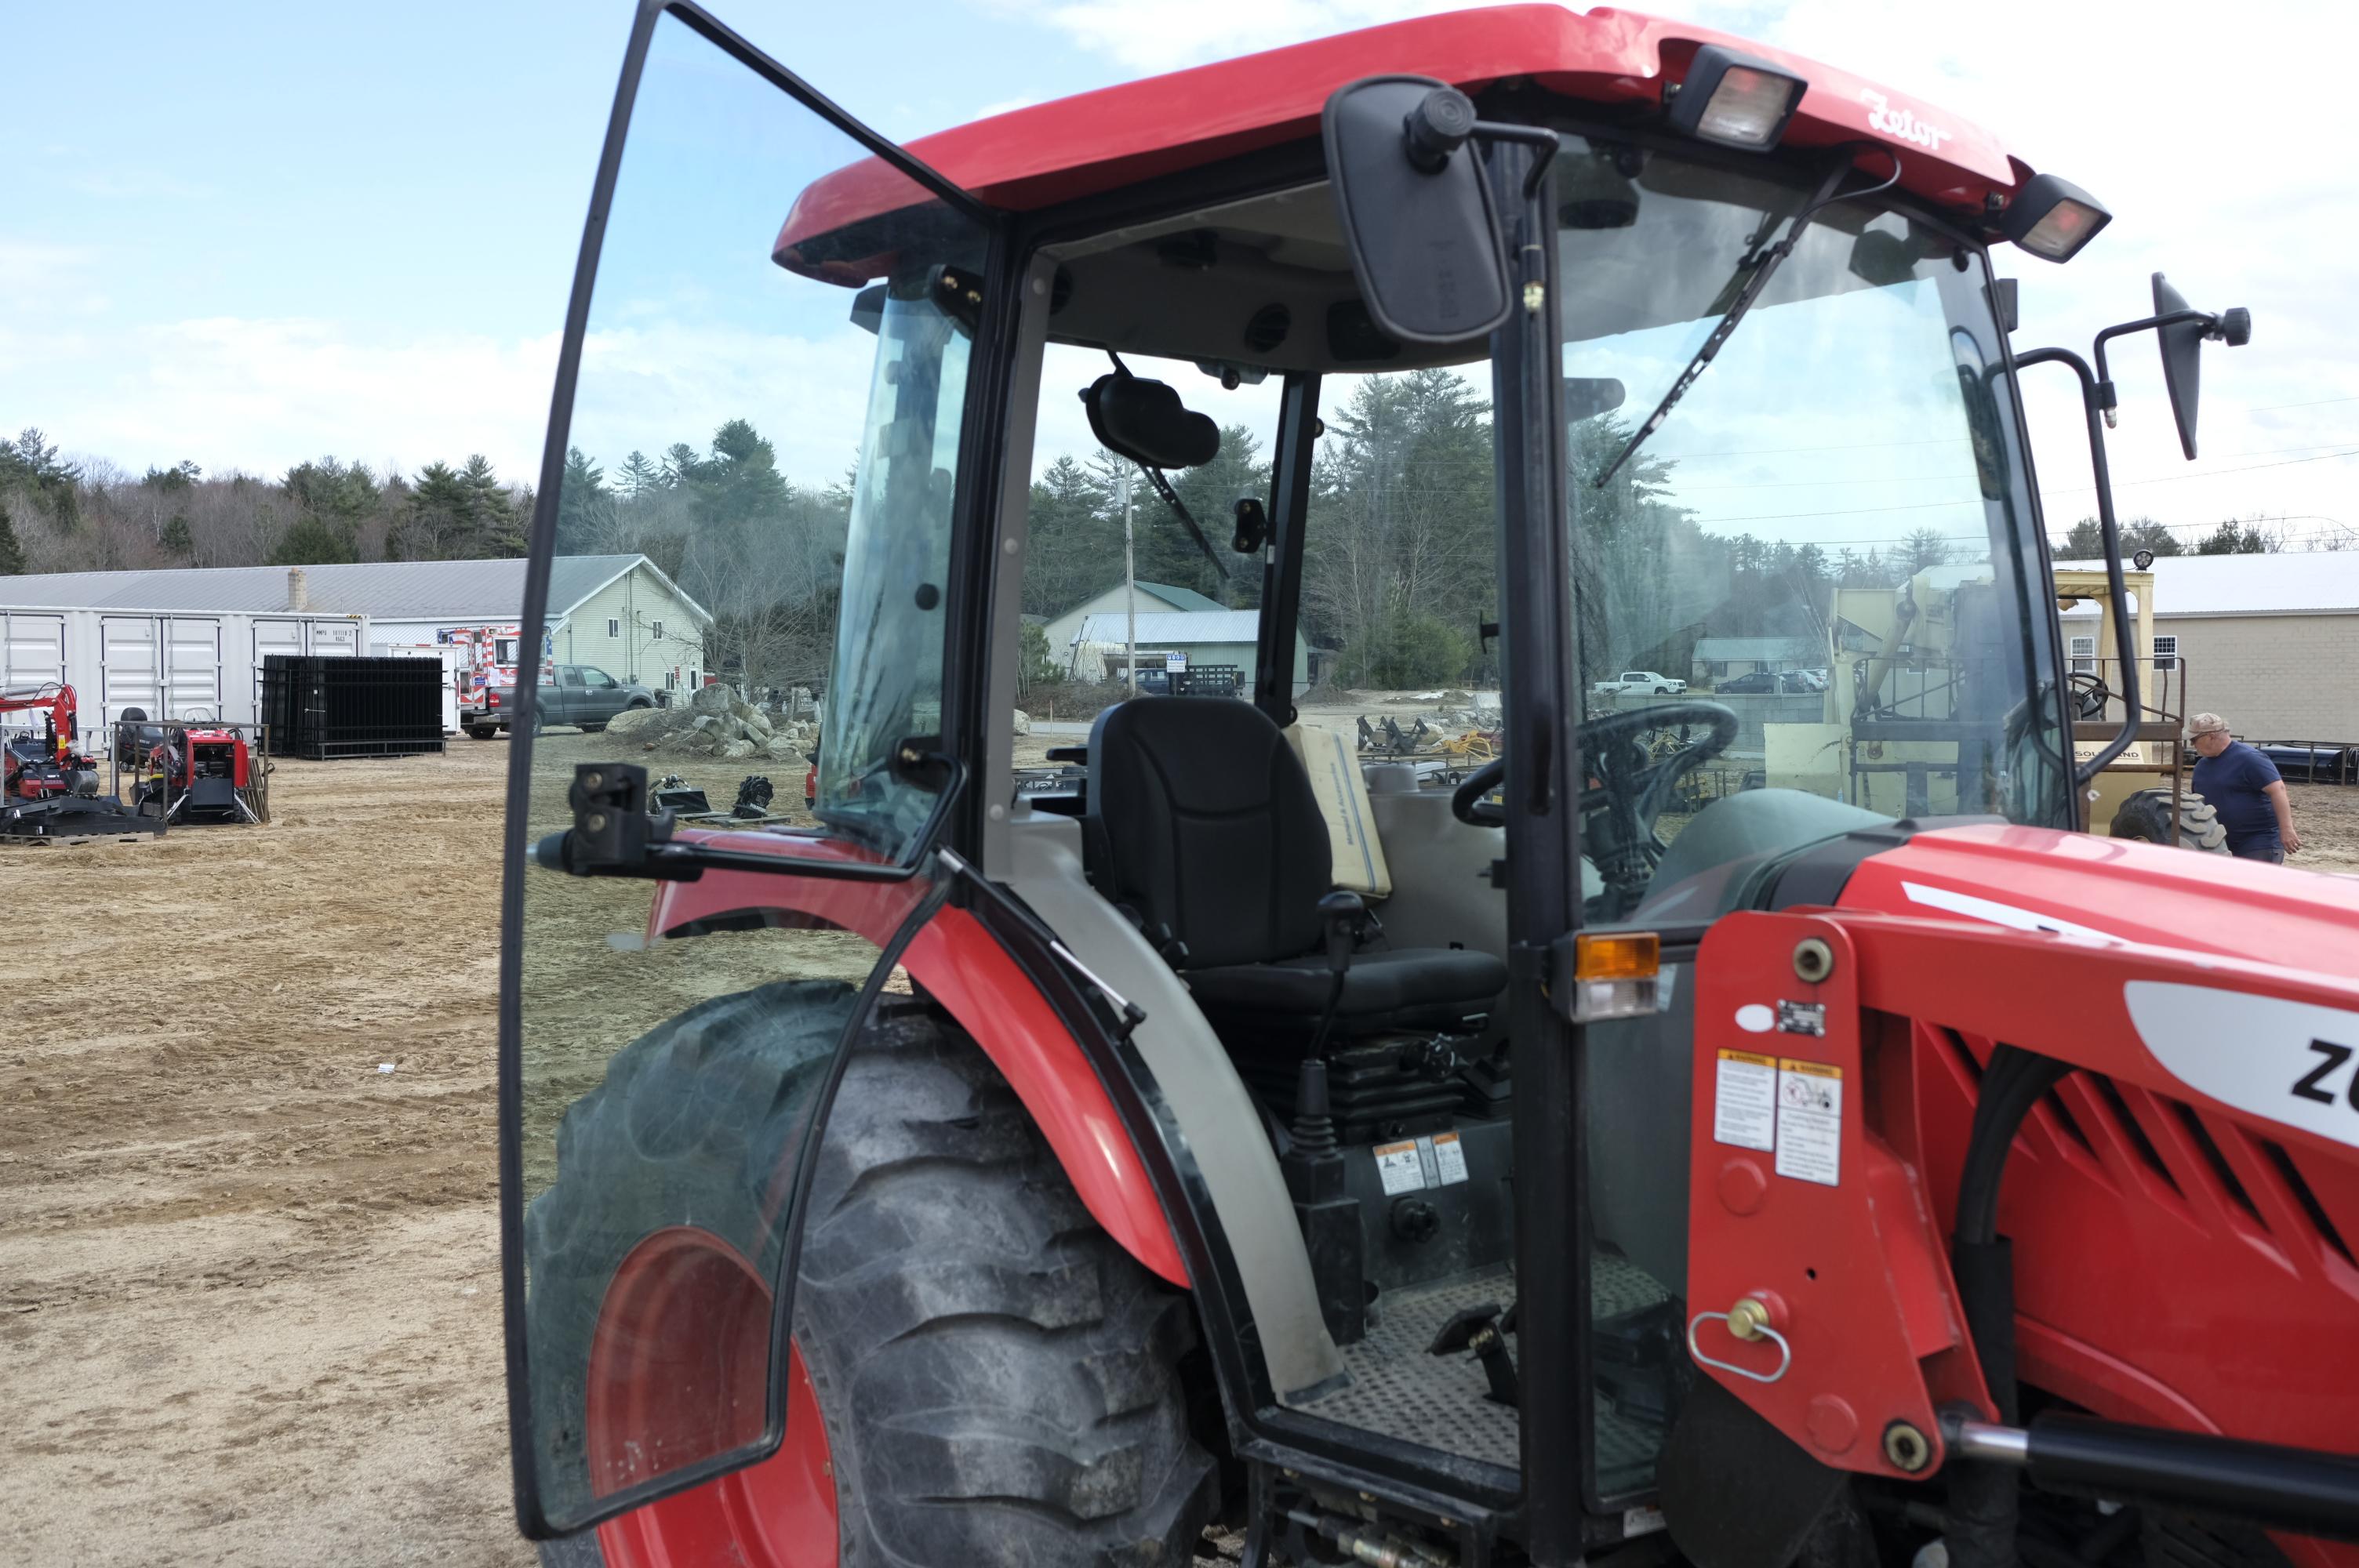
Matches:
[[1591, 670, 1687, 696], [467, 664, 657, 738]]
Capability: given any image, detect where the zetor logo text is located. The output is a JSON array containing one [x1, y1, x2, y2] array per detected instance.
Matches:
[[1859, 88, 1951, 152]]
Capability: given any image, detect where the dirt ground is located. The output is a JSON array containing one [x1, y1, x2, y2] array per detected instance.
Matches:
[[1, 743, 532, 1567], [2, 720, 2353, 1566]]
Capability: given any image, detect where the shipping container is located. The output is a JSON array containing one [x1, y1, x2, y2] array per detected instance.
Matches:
[[0, 605, 369, 738]]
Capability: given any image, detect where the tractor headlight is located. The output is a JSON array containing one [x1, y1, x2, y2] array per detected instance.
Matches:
[[2003, 172, 2112, 263], [1667, 45, 1807, 151]]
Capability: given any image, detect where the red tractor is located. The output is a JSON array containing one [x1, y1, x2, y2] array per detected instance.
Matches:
[[499, 7, 2355, 1567]]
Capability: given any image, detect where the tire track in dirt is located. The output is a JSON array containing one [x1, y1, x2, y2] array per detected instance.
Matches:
[[0, 745, 533, 1566]]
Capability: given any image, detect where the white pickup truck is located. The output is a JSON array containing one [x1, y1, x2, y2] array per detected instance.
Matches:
[[1591, 670, 1688, 695]]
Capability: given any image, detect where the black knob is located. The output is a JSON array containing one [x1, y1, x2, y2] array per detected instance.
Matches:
[[1402, 88, 1477, 173], [1391, 1197, 1441, 1243], [2215, 307, 2252, 347]]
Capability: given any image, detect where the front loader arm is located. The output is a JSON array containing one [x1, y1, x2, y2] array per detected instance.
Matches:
[[1683, 908, 2359, 1541]]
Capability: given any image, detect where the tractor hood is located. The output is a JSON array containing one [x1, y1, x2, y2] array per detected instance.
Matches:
[[1836, 822, 2359, 978], [775, 4, 2023, 285]]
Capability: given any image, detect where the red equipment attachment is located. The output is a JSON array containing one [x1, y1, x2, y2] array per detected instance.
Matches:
[[1689, 850, 2359, 1555], [0, 683, 89, 799]]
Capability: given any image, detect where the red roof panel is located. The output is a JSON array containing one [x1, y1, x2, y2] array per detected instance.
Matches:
[[777, 5, 2025, 281]]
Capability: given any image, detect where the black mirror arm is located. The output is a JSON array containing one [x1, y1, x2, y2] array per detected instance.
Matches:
[[2089, 307, 2220, 427], [1467, 120, 1562, 198], [2012, 345, 2143, 794], [1136, 464, 1230, 580]]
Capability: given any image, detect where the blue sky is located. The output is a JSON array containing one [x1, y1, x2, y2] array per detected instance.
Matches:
[[5, 0, 2357, 550]]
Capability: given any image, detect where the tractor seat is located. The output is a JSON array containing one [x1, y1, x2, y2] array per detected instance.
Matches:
[[1083, 698, 1506, 1038]]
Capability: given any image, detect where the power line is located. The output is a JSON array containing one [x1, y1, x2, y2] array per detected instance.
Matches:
[[2242, 394, 2359, 413]]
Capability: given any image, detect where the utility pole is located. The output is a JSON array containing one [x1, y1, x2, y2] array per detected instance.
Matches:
[[1122, 467, 1138, 695]]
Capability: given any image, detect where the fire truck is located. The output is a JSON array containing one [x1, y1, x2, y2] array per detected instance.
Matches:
[[444, 624, 542, 740]]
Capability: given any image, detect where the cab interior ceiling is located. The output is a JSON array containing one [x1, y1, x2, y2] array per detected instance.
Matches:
[[1038, 145, 1945, 379], [1040, 180, 1485, 376]]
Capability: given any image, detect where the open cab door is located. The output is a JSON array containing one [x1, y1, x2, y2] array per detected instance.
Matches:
[[497, 1, 1007, 1538]]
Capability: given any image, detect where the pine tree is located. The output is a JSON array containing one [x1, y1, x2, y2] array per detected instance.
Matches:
[[0, 503, 24, 575], [1023, 454, 1117, 618], [619, 450, 660, 499], [460, 455, 526, 556], [270, 513, 360, 564], [687, 419, 789, 529], [2, 426, 82, 524], [2195, 518, 2273, 555], [1898, 526, 1950, 574], [556, 446, 615, 554]]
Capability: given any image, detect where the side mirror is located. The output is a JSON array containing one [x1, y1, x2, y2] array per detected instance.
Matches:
[[2152, 271, 2252, 461], [1322, 76, 1512, 345]]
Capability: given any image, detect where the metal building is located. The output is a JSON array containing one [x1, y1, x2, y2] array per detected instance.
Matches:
[[0, 553, 712, 731]]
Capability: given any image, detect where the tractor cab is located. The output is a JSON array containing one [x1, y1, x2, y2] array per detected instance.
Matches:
[[496, 9, 2341, 1568]]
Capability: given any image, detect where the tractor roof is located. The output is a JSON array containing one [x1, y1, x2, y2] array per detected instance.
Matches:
[[776, 4, 2026, 283]]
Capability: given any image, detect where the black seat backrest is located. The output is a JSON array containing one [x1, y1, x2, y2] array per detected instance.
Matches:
[[1085, 698, 1329, 969]]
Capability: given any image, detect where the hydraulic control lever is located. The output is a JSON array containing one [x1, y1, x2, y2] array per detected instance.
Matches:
[[1307, 890, 1367, 1058]]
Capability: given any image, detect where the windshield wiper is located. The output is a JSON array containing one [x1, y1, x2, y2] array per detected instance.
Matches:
[[1592, 147, 1902, 490]]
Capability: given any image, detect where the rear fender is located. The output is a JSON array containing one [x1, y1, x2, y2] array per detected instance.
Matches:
[[644, 854, 1187, 1287]]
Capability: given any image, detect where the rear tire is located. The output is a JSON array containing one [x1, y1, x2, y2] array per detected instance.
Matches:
[[803, 1015, 1217, 1567], [2109, 787, 2230, 853], [525, 994, 1217, 1566], [466, 726, 496, 741]]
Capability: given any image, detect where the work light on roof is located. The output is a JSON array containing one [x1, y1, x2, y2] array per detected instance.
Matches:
[[2003, 172, 2113, 263], [1667, 44, 1806, 151]]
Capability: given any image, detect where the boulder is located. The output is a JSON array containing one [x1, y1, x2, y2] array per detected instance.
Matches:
[[605, 705, 665, 737], [734, 703, 774, 741], [719, 739, 758, 760], [1011, 708, 1031, 737], [764, 735, 804, 762], [685, 730, 718, 754], [689, 684, 732, 714]]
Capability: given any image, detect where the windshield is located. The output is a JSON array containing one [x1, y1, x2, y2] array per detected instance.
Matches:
[[1554, 135, 2066, 914]]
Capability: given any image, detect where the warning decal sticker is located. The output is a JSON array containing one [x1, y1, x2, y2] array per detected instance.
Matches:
[[1776, 1058, 1843, 1185], [1430, 1131, 1470, 1185], [1374, 1139, 1427, 1196], [1713, 1049, 1778, 1152]]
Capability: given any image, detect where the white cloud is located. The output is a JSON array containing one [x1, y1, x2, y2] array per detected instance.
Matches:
[[0, 312, 563, 481], [1007, 0, 2359, 544]]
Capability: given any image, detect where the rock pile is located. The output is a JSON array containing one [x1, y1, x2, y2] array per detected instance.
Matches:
[[606, 688, 814, 764]]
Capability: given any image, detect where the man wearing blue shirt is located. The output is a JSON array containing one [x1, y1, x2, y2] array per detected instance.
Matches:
[[2189, 712, 2301, 863]]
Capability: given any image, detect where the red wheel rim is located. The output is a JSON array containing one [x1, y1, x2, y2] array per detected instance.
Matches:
[[586, 1227, 838, 1566]]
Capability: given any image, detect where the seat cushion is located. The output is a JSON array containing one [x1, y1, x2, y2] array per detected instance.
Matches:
[[1187, 946, 1508, 1035]]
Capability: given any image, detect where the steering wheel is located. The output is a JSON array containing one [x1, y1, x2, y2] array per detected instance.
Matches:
[[1452, 700, 1740, 900]]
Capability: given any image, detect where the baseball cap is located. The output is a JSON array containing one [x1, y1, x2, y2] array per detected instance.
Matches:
[[2189, 712, 2229, 736]]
